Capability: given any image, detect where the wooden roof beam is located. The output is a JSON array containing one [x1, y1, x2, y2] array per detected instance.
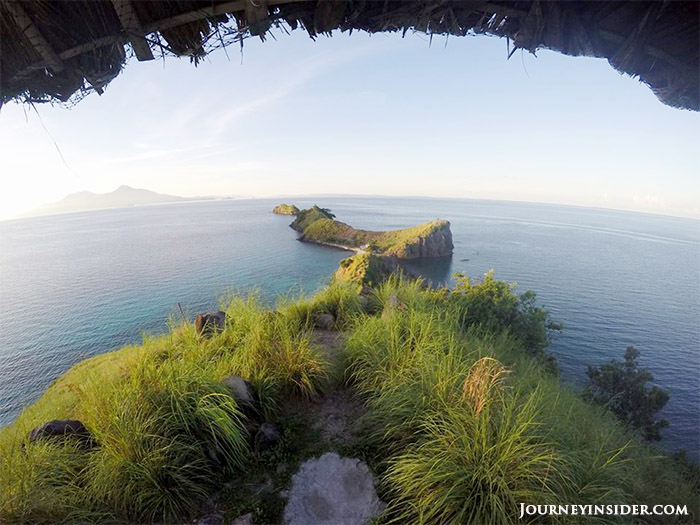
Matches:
[[112, 0, 154, 61], [3, 0, 64, 72]]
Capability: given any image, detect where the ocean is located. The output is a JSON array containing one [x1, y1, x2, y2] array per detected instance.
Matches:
[[1, 197, 698, 458]]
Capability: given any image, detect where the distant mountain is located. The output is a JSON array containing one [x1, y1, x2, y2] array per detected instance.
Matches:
[[26, 186, 192, 217]]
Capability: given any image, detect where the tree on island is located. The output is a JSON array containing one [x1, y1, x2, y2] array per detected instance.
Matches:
[[584, 346, 669, 441]]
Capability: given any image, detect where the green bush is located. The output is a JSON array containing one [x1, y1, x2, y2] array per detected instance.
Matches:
[[584, 346, 669, 441], [451, 270, 562, 356], [342, 279, 697, 524]]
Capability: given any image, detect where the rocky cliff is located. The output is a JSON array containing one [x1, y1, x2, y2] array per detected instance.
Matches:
[[281, 205, 454, 260], [382, 220, 453, 258]]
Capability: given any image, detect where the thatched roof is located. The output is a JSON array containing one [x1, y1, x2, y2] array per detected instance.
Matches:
[[1, 1, 698, 110]]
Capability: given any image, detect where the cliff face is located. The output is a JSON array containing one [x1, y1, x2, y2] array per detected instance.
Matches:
[[384, 221, 454, 259]]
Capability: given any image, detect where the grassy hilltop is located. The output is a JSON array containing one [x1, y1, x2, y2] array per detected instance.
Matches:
[[0, 265, 697, 524], [287, 205, 454, 259]]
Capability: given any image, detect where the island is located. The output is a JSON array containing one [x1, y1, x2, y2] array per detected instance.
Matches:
[[25, 185, 191, 217], [272, 204, 300, 215], [285, 205, 453, 259]]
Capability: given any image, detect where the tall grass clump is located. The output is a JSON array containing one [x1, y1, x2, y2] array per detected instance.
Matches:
[[387, 387, 560, 524], [342, 278, 698, 524], [277, 281, 364, 330], [0, 291, 328, 523]]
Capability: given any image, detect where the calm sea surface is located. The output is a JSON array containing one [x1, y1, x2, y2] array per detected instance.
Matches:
[[1, 198, 698, 457]]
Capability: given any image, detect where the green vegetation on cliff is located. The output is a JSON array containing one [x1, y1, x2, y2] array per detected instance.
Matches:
[[333, 252, 398, 288], [290, 205, 335, 231], [288, 205, 453, 259], [272, 204, 299, 215], [0, 270, 696, 524]]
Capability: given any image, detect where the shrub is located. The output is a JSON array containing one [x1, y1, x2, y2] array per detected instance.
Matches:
[[584, 346, 669, 441], [451, 270, 561, 356], [342, 279, 696, 524], [386, 387, 560, 524]]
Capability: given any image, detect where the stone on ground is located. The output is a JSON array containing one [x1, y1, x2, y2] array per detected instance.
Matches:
[[195, 311, 227, 337], [283, 453, 383, 525], [231, 513, 253, 525], [28, 419, 95, 448], [221, 375, 256, 405], [315, 312, 335, 330], [255, 422, 282, 451]]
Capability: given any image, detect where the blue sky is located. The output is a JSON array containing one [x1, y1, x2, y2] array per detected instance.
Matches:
[[1, 29, 698, 220]]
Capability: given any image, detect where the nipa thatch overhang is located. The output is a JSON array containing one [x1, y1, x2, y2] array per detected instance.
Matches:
[[1, 0, 698, 111]]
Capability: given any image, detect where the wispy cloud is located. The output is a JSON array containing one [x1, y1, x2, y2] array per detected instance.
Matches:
[[202, 45, 377, 145]]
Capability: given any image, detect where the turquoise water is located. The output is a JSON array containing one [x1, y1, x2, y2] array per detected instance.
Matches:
[[1, 197, 698, 458]]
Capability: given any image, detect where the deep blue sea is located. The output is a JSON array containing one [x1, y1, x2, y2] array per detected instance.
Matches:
[[1, 198, 698, 458]]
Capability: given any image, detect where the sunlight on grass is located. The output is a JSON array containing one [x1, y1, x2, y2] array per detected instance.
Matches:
[[0, 276, 696, 524]]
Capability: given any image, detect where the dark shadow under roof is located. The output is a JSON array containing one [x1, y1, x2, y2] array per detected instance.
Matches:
[[1, 0, 698, 110]]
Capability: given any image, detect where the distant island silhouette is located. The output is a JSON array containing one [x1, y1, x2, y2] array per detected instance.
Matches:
[[25, 186, 225, 217]]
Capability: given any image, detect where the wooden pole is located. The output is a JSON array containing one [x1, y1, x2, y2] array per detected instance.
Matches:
[[112, 0, 154, 61]]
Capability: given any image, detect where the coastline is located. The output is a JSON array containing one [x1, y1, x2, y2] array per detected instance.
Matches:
[[298, 237, 369, 255]]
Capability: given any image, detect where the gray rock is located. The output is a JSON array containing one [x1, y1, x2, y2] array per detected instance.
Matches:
[[195, 311, 227, 337], [197, 512, 223, 525], [255, 422, 282, 451], [231, 513, 253, 525], [28, 419, 95, 448], [283, 452, 384, 525], [221, 375, 256, 406], [382, 295, 406, 319], [359, 286, 373, 297], [386, 294, 401, 308], [315, 312, 335, 330]]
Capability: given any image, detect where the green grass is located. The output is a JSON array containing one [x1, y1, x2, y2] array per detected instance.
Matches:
[[1, 275, 696, 524], [333, 252, 398, 288], [341, 277, 698, 524], [371, 220, 450, 256], [0, 294, 328, 524]]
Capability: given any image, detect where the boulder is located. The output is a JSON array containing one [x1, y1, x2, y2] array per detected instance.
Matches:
[[231, 514, 253, 525], [255, 422, 282, 451], [195, 311, 227, 337], [315, 312, 335, 330], [28, 419, 94, 448], [221, 375, 256, 407], [283, 453, 384, 525]]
